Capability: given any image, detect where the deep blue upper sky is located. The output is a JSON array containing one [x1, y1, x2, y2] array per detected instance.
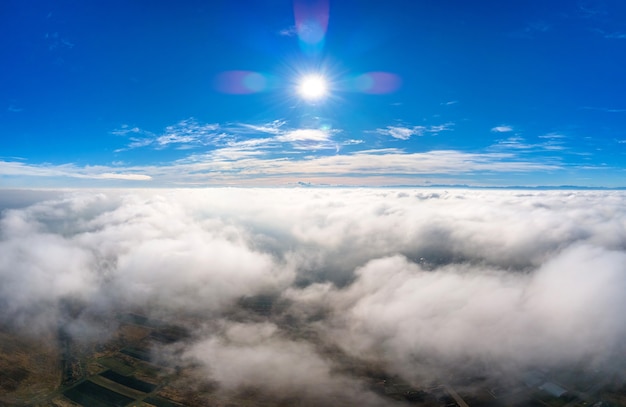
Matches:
[[2, 0, 626, 187]]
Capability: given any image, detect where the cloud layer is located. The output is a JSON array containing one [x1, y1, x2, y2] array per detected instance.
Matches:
[[1, 188, 625, 403]]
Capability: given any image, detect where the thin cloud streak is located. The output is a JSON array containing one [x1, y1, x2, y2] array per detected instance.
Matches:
[[0, 149, 561, 186], [491, 125, 514, 133], [376, 124, 453, 140], [0, 161, 152, 181], [491, 135, 567, 153]]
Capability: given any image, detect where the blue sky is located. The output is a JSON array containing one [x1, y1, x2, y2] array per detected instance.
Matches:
[[1, 0, 626, 187]]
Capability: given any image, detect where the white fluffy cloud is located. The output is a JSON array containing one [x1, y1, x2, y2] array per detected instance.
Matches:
[[293, 247, 626, 382], [183, 321, 390, 405], [1, 188, 626, 400], [0, 191, 295, 329]]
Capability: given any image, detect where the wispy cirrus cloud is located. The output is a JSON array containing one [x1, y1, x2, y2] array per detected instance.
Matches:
[[111, 124, 153, 139], [114, 119, 337, 155], [590, 27, 626, 40], [238, 120, 286, 135], [491, 125, 514, 133], [376, 123, 453, 140], [538, 132, 566, 140], [276, 129, 332, 142], [278, 26, 298, 37], [208, 123, 339, 156], [538, 133, 567, 151], [491, 133, 567, 153], [7, 104, 23, 113], [492, 136, 532, 149], [275, 128, 337, 151], [510, 21, 551, 39], [580, 106, 626, 113], [603, 32, 626, 39], [236, 122, 337, 146], [114, 118, 221, 152]]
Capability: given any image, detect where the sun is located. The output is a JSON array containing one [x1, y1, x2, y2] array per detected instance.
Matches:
[[297, 74, 328, 101]]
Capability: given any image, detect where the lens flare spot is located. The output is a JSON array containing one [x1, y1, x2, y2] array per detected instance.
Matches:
[[353, 72, 402, 94], [215, 71, 268, 94], [293, 0, 329, 55]]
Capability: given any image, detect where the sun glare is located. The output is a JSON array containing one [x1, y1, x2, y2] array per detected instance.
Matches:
[[297, 74, 328, 101]]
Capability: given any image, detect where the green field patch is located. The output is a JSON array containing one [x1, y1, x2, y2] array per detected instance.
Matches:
[[149, 326, 190, 344], [132, 362, 163, 379], [63, 380, 135, 407], [118, 313, 166, 329], [98, 356, 136, 375], [90, 374, 147, 400], [121, 347, 152, 362], [144, 396, 184, 407], [101, 369, 157, 393]]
